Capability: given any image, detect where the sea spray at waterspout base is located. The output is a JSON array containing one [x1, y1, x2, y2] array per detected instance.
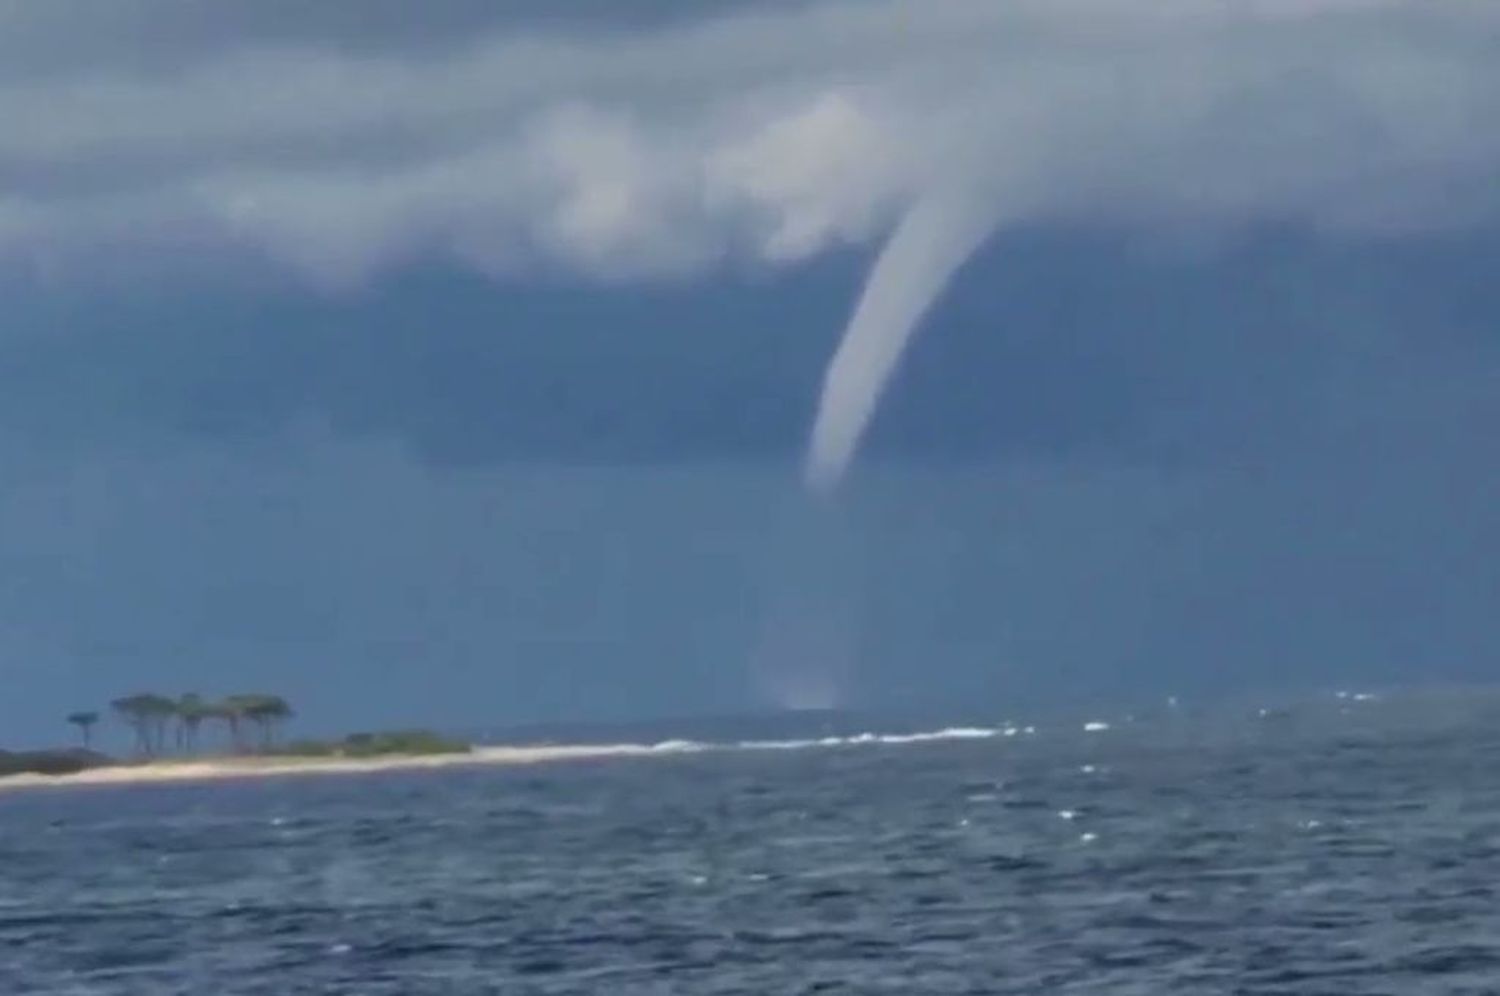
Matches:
[[748, 488, 858, 711], [805, 190, 998, 494]]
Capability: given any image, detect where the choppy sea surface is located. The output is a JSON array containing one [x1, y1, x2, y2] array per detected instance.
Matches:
[[4, 691, 1500, 995]]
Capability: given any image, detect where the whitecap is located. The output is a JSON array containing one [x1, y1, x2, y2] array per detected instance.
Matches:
[[736, 738, 822, 751], [649, 739, 708, 753], [877, 727, 999, 745]]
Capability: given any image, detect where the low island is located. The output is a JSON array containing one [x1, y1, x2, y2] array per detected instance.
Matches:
[[0, 692, 666, 792], [0, 692, 476, 789]]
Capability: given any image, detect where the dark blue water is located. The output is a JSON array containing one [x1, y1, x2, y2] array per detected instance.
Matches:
[[4, 693, 1500, 994]]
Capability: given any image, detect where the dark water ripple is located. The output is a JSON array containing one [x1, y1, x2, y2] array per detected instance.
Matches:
[[3, 699, 1500, 994]]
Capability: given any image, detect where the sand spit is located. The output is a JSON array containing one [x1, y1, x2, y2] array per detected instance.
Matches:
[[0, 743, 667, 793]]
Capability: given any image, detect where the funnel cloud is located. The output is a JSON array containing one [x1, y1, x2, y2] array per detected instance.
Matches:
[[2, 1, 1500, 744], [806, 190, 998, 492], [0, 1, 1497, 482], [1, 1, 1495, 488]]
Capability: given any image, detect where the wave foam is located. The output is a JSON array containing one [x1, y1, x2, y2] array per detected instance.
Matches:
[[0, 723, 1038, 793]]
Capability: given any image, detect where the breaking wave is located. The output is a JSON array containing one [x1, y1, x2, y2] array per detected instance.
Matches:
[[637, 725, 1030, 758]]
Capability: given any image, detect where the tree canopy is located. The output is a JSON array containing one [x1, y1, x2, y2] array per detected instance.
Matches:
[[95, 692, 297, 757]]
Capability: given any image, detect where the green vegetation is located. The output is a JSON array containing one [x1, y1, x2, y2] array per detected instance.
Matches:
[[65, 711, 99, 748], [0, 693, 474, 782], [101, 692, 297, 758], [176, 694, 210, 753], [0, 693, 477, 783], [0, 748, 111, 778], [272, 729, 471, 759], [110, 693, 177, 756], [5, 694, 472, 779]]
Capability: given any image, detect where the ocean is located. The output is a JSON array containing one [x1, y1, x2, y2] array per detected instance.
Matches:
[[3, 691, 1499, 994]]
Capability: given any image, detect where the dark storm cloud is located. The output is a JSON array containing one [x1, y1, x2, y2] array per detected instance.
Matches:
[[4, 221, 1497, 744], [0, 0, 797, 79], [5, 227, 1496, 468]]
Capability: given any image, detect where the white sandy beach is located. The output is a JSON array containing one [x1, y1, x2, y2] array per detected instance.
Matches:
[[0, 743, 668, 792]]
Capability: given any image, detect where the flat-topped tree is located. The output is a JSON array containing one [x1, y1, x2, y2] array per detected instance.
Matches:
[[212, 697, 250, 752], [109, 696, 147, 754], [238, 695, 295, 751], [66, 711, 99, 749], [110, 693, 176, 757], [257, 695, 294, 749], [214, 695, 294, 753], [143, 695, 177, 754], [176, 694, 211, 753]]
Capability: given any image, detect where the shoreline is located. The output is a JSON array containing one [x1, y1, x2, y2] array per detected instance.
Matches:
[[0, 725, 1006, 793], [3, 690, 1459, 795], [0, 743, 668, 793]]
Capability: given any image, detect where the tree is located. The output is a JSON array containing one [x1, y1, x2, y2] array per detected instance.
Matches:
[[232, 694, 295, 751], [214, 696, 256, 753], [66, 711, 99, 749], [107, 692, 295, 758], [111, 693, 177, 757], [111, 694, 153, 755], [176, 694, 210, 753], [257, 695, 294, 749], [207, 699, 237, 752], [141, 694, 178, 755]]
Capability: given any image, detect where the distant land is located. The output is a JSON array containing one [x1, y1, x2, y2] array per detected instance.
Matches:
[[2, 689, 475, 788], [6, 684, 1500, 794]]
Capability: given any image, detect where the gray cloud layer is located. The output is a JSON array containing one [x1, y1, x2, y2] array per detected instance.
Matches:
[[2, 0, 1497, 287]]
